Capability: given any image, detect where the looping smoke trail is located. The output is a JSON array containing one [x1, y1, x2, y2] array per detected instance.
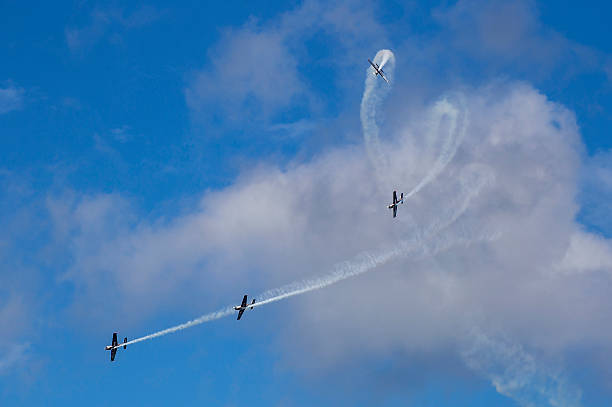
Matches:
[[360, 49, 395, 182], [360, 49, 467, 200], [404, 96, 469, 199], [119, 164, 491, 349]]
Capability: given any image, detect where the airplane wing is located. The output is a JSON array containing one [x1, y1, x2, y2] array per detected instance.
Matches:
[[393, 205, 397, 218], [393, 191, 397, 204], [237, 309, 245, 320], [380, 72, 390, 84], [110, 333, 118, 361], [241, 295, 247, 308]]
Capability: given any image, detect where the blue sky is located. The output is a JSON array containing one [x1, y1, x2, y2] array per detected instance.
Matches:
[[1, 1, 612, 406]]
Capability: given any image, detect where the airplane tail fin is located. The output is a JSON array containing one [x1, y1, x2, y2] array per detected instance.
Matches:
[[123, 337, 127, 349], [250, 299, 255, 310]]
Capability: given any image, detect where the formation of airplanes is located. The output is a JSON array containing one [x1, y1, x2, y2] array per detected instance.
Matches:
[[106, 56, 399, 362]]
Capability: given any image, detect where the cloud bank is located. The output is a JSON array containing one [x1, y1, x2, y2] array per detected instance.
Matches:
[[38, 0, 612, 404], [51, 74, 612, 405]]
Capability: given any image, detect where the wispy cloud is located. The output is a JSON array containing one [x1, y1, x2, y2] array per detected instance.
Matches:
[[65, 5, 163, 51], [185, 24, 308, 125], [431, 0, 610, 80], [268, 119, 317, 138], [109, 125, 134, 142], [0, 294, 30, 375], [185, 0, 387, 128], [462, 328, 582, 407], [0, 343, 29, 375], [0, 83, 24, 114]]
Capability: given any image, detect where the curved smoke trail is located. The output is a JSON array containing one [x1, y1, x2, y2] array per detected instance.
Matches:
[[119, 166, 491, 349], [360, 49, 395, 182], [404, 96, 468, 199], [360, 49, 468, 198]]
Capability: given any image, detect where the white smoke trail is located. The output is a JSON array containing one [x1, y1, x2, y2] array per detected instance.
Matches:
[[116, 166, 491, 349], [404, 97, 468, 199], [361, 49, 395, 182], [360, 49, 467, 199], [462, 328, 583, 407], [378, 52, 391, 70], [122, 307, 234, 347]]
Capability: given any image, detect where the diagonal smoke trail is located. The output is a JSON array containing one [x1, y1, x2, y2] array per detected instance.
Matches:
[[121, 307, 234, 347], [118, 167, 491, 349]]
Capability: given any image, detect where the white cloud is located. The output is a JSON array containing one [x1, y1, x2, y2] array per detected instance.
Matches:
[[0, 296, 29, 375], [0, 343, 29, 375], [431, 0, 607, 78], [185, 0, 387, 127], [185, 24, 308, 124], [0, 84, 24, 114], [65, 6, 163, 51], [556, 230, 612, 274], [53, 79, 612, 404], [462, 329, 582, 407]]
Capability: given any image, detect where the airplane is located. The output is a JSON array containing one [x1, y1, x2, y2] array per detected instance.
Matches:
[[105, 332, 127, 362], [233, 294, 255, 320], [368, 58, 390, 84], [387, 190, 404, 218]]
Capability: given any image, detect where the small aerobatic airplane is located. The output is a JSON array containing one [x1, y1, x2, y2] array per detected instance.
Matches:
[[234, 294, 256, 320], [387, 190, 404, 218], [105, 332, 127, 362], [368, 58, 390, 84]]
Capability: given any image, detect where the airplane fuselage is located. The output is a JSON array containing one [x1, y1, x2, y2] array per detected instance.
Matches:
[[388, 191, 403, 218], [233, 305, 255, 311], [368, 59, 390, 84], [105, 332, 127, 361], [235, 295, 255, 320], [388, 199, 403, 209]]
